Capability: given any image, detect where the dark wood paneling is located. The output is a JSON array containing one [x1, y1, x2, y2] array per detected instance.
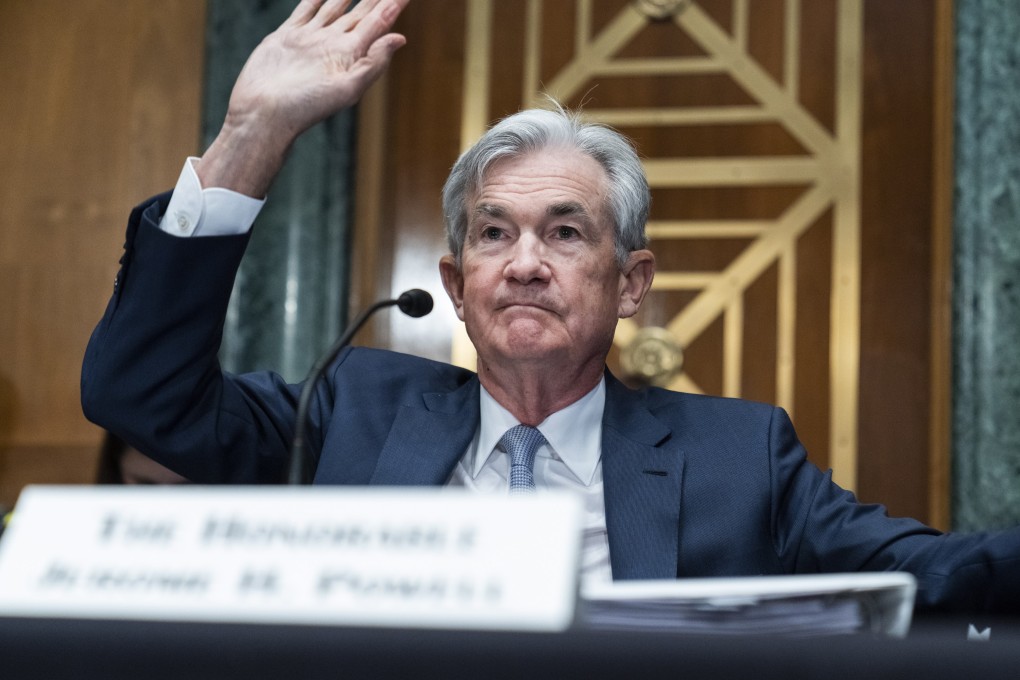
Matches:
[[856, 0, 938, 519], [352, 0, 468, 358]]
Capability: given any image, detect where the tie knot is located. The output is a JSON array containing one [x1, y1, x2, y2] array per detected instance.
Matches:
[[500, 425, 545, 495]]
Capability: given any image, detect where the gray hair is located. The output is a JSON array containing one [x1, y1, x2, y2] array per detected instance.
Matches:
[[441, 106, 650, 268]]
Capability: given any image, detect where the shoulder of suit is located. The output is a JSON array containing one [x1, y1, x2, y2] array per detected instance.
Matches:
[[632, 383, 777, 419], [336, 346, 475, 387]]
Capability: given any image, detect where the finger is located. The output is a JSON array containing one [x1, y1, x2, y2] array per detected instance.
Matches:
[[333, 0, 382, 28], [313, 0, 356, 26], [282, 0, 326, 27], [364, 32, 407, 66], [334, 0, 408, 48], [365, 33, 407, 76], [340, 32, 407, 90]]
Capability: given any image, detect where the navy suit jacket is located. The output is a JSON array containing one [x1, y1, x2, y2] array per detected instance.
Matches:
[[83, 194, 1020, 614]]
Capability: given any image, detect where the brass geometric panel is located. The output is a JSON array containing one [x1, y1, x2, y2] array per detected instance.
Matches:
[[456, 0, 862, 490]]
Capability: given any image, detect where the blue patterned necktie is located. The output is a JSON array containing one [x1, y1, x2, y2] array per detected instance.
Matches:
[[500, 424, 546, 495]]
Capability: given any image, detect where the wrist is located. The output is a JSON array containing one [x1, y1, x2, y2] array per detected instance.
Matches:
[[196, 114, 296, 198]]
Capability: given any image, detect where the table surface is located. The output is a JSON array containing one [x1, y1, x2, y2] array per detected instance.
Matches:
[[2, 615, 1019, 680]]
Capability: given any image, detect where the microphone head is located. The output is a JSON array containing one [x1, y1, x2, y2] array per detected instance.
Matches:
[[396, 289, 433, 318]]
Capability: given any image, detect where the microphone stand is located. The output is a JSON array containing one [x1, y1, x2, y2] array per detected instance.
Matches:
[[286, 290, 432, 485]]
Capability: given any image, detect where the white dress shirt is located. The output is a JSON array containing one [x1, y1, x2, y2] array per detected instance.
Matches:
[[158, 159, 614, 584], [158, 158, 264, 237], [447, 381, 612, 584]]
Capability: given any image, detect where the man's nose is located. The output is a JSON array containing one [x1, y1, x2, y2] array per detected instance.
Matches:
[[504, 234, 549, 283]]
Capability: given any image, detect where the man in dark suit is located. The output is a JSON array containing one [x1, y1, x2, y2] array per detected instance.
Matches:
[[82, 0, 1019, 614]]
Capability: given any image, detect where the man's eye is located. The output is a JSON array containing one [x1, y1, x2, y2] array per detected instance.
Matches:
[[556, 226, 578, 239], [483, 227, 502, 240]]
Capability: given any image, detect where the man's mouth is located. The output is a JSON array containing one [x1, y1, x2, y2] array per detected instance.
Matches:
[[500, 301, 555, 315]]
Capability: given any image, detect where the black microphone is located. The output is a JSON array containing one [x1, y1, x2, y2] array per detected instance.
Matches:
[[396, 288, 434, 318], [286, 289, 434, 484]]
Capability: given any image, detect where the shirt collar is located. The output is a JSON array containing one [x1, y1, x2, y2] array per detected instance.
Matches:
[[474, 378, 606, 485]]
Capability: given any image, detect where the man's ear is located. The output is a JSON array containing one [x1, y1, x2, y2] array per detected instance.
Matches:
[[618, 249, 655, 319], [439, 254, 466, 321]]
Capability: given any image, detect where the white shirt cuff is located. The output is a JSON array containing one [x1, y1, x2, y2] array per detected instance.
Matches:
[[157, 158, 265, 237]]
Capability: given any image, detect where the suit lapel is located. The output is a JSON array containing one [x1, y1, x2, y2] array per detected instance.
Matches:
[[369, 377, 481, 485], [366, 370, 683, 579], [602, 373, 684, 580]]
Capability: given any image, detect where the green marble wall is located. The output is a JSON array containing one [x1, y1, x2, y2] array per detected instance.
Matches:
[[953, 0, 1020, 530], [204, 0, 354, 382]]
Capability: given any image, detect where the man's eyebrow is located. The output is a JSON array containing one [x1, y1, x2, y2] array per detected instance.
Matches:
[[473, 203, 506, 219], [548, 201, 593, 221]]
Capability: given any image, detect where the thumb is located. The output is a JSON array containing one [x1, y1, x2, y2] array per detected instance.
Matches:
[[362, 33, 407, 76]]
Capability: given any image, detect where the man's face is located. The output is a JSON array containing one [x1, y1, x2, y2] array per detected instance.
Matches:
[[440, 148, 652, 373]]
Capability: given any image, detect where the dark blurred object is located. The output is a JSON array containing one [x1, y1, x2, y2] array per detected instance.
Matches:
[[95, 432, 188, 485]]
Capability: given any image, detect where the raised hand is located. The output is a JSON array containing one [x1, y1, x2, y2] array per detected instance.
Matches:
[[198, 0, 409, 197]]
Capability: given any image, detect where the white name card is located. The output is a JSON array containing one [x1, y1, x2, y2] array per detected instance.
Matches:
[[0, 486, 582, 631]]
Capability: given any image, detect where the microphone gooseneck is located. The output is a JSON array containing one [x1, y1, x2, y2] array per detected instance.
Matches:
[[286, 289, 434, 485]]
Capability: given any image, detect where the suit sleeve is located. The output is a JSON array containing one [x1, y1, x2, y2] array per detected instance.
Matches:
[[768, 406, 1020, 614], [81, 195, 328, 484]]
